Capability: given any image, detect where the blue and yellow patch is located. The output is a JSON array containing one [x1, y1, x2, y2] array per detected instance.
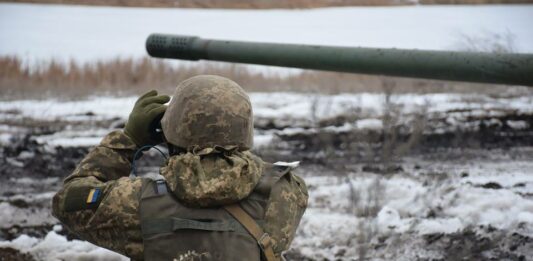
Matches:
[[86, 188, 101, 204], [64, 186, 104, 212]]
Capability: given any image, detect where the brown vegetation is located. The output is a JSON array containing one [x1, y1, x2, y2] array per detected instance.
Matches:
[[2, 0, 532, 9], [0, 56, 513, 100]]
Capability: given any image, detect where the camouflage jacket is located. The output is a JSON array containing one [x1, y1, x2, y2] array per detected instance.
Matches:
[[52, 130, 308, 260]]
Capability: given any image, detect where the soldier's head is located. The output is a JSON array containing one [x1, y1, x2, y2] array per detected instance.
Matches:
[[161, 75, 253, 154]]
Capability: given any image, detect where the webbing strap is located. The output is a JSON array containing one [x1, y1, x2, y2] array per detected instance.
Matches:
[[142, 217, 243, 236], [224, 204, 279, 261]]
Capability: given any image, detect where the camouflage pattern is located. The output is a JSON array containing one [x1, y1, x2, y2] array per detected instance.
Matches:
[[161, 75, 254, 151], [160, 147, 264, 207], [52, 130, 144, 260], [263, 170, 308, 255]]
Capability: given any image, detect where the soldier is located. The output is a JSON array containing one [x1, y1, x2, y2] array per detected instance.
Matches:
[[52, 75, 308, 261]]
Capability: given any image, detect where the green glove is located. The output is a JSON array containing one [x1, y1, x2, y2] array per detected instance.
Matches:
[[124, 90, 170, 147]]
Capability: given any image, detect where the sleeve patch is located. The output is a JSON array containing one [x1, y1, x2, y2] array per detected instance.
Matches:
[[64, 186, 104, 212], [86, 188, 101, 203]]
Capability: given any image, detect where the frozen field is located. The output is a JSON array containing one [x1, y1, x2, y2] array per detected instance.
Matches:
[[1, 3, 532, 66], [1, 92, 532, 260], [1, 91, 532, 147]]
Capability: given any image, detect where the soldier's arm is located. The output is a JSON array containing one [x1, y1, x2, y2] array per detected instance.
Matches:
[[52, 130, 144, 260], [265, 170, 309, 257], [52, 90, 169, 260]]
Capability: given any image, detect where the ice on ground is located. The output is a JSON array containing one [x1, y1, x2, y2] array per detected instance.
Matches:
[[1, 3, 532, 66]]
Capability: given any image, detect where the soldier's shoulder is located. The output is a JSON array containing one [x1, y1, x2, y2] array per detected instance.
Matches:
[[265, 161, 308, 195], [262, 161, 308, 255]]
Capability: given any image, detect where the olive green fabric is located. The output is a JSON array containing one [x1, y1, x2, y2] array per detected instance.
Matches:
[[63, 185, 104, 212], [124, 90, 170, 147], [139, 162, 307, 261], [139, 178, 261, 261], [141, 217, 248, 235], [161, 75, 254, 151], [160, 147, 263, 208], [223, 203, 278, 261]]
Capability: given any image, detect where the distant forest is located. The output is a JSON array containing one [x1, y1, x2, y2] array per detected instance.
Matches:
[[2, 0, 533, 8]]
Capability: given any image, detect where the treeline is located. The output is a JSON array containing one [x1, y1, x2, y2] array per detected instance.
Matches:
[[0, 56, 513, 100]]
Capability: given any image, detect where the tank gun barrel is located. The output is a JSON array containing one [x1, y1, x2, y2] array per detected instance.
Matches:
[[146, 33, 533, 86]]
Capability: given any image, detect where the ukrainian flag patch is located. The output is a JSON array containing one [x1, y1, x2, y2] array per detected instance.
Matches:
[[86, 188, 101, 204], [64, 186, 103, 212]]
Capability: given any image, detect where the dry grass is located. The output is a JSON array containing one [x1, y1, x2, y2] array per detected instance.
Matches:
[[0, 55, 514, 100], [2, 0, 532, 9]]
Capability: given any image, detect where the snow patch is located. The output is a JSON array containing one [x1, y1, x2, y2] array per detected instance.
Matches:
[[356, 119, 383, 130], [417, 218, 463, 235], [253, 133, 274, 149], [0, 231, 127, 261], [274, 161, 300, 168], [507, 120, 529, 130]]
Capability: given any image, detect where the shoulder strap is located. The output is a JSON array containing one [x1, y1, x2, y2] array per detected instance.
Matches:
[[224, 204, 279, 261]]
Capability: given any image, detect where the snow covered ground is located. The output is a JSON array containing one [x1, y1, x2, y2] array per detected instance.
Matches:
[[0, 3, 532, 67], [291, 156, 533, 260], [0, 226, 128, 261], [1, 92, 532, 260], [1, 92, 532, 148]]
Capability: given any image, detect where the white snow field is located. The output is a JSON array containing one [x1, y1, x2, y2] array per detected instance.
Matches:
[[0, 3, 532, 66], [1, 92, 532, 147]]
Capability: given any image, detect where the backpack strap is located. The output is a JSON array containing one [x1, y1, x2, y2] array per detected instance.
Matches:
[[224, 204, 279, 261]]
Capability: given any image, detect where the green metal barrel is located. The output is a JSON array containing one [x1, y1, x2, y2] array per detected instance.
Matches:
[[146, 33, 533, 86]]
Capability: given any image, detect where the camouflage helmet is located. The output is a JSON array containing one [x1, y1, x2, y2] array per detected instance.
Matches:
[[161, 75, 253, 151]]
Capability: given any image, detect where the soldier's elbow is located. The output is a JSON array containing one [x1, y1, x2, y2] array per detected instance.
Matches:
[[51, 189, 66, 221]]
